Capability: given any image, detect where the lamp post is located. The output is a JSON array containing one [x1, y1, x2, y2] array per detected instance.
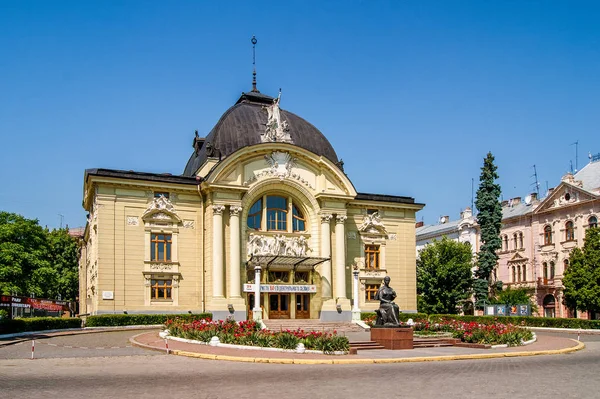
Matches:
[[352, 266, 361, 321]]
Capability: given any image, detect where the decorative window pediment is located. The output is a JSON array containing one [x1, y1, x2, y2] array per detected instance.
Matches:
[[142, 195, 181, 223], [358, 212, 388, 236]]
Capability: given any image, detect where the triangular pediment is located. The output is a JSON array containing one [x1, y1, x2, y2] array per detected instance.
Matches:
[[508, 252, 528, 263], [534, 182, 598, 214]]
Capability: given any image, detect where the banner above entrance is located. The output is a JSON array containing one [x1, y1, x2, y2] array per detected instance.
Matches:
[[243, 284, 317, 293]]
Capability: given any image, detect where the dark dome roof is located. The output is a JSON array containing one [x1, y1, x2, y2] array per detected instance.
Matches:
[[183, 91, 339, 176]]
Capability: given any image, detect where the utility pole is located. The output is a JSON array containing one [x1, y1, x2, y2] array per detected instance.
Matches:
[[58, 214, 64, 229]]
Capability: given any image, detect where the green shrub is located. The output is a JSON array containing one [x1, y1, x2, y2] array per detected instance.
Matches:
[[85, 313, 212, 327], [1, 317, 82, 334], [275, 332, 300, 349]]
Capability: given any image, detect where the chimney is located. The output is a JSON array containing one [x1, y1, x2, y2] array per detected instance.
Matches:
[[530, 192, 537, 201], [415, 221, 424, 228], [440, 216, 449, 224], [501, 200, 509, 207], [548, 187, 555, 195], [512, 197, 521, 205]]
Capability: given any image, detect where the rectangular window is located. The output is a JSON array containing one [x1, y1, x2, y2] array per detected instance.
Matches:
[[151, 279, 172, 300], [365, 245, 380, 269], [151, 234, 172, 262], [365, 284, 379, 301]]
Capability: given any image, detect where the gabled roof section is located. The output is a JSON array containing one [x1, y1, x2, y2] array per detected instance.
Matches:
[[508, 252, 528, 263], [534, 181, 598, 214]]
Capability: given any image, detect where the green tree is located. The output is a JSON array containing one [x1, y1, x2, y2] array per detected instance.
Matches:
[[491, 287, 538, 313], [474, 152, 503, 305], [47, 228, 80, 301], [0, 212, 50, 295], [563, 227, 600, 315], [417, 237, 474, 314], [0, 212, 80, 300]]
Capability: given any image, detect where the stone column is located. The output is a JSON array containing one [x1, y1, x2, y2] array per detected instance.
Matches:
[[320, 214, 333, 299], [253, 264, 262, 322], [212, 205, 225, 298], [229, 206, 242, 298], [335, 215, 347, 299]]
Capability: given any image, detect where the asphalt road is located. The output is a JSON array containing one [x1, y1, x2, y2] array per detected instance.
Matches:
[[1, 330, 599, 399]]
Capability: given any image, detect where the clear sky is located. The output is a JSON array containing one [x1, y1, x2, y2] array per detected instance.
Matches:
[[1, 1, 599, 229]]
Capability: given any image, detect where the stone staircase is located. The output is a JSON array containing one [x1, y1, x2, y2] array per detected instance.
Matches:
[[412, 337, 459, 348], [262, 319, 368, 334]]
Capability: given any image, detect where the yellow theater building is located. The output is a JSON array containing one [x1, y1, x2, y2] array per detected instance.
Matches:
[[79, 87, 424, 322]]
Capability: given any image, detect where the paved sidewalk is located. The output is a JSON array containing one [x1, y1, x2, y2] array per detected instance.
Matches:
[[131, 331, 584, 364]]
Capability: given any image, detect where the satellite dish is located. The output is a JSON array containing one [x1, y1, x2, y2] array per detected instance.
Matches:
[[524, 195, 532, 205]]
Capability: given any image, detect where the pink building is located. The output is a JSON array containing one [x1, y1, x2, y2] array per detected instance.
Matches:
[[498, 154, 600, 318]]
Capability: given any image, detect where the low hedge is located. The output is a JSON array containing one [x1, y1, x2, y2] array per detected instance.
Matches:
[[360, 312, 600, 329], [0, 317, 82, 334], [85, 313, 212, 327]]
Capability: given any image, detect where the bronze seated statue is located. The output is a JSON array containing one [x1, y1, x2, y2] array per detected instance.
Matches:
[[374, 276, 401, 326]]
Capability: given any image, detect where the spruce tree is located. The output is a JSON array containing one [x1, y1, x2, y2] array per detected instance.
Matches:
[[474, 152, 503, 306]]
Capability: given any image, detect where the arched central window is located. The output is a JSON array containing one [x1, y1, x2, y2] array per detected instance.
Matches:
[[267, 196, 287, 231], [589, 216, 598, 228], [565, 221, 575, 241], [247, 195, 306, 232], [544, 225, 552, 245]]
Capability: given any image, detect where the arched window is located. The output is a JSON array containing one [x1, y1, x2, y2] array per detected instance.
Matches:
[[513, 233, 518, 250], [550, 261, 555, 279], [517, 265, 521, 282], [544, 225, 553, 245], [292, 204, 305, 232], [564, 259, 569, 272], [266, 196, 287, 231], [522, 264, 527, 282], [503, 235, 509, 251], [247, 195, 307, 233], [518, 232, 524, 249], [565, 221, 575, 241], [589, 216, 598, 228], [512, 266, 516, 283], [247, 198, 262, 230], [543, 262, 548, 280]]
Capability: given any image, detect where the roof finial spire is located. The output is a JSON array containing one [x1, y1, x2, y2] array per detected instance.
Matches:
[[251, 35, 259, 93]]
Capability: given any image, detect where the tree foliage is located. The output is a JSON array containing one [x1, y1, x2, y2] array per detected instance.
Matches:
[[417, 237, 474, 314], [491, 287, 538, 313], [0, 211, 80, 300], [474, 152, 503, 303], [563, 227, 600, 314]]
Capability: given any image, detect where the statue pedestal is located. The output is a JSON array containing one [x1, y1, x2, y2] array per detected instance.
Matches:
[[370, 326, 413, 350]]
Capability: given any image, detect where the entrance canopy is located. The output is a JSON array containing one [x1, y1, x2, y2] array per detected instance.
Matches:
[[246, 255, 329, 271]]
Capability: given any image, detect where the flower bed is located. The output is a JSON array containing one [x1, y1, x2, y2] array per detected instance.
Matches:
[[361, 313, 532, 346], [412, 319, 533, 346], [165, 318, 350, 354]]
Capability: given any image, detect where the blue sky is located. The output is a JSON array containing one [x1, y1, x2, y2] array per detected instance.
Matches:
[[1, 1, 599, 229]]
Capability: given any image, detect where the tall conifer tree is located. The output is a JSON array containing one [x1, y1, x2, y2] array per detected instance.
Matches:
[[474, 152, 503, 304]]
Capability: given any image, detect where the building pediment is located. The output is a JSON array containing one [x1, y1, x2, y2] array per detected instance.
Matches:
[[358, 212, 388, 235], [142, 195, 182, 223], [534, 182, 597, 214], [508, 252, 528, 263]]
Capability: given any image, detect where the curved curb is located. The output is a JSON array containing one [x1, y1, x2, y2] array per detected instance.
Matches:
[[130, 334, 585, 365]]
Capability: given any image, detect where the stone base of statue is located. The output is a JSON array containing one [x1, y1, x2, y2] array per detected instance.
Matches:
[[370, 325, 414, 350]]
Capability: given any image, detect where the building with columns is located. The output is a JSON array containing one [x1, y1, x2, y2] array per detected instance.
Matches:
[[79, 89, 424, 321]]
